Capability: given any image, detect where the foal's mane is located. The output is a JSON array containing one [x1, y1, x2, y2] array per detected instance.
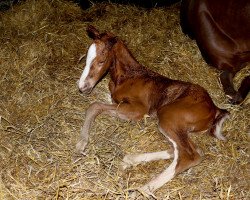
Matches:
[[111, 37, 174, 84]]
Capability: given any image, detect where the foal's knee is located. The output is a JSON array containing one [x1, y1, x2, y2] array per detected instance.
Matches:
[[87, 102, 102, 113]]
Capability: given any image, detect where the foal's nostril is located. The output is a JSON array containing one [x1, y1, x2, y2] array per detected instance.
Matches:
[[79, 87, 83, 93], [79, 85, 87, 93], [79, 83, 92, 94]]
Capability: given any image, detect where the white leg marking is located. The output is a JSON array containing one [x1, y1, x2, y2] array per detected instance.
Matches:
[[121, 151, 173, 170], [214, 113, 229, 141], [140, 136, 179, 195], [78, 43, 97, 88]]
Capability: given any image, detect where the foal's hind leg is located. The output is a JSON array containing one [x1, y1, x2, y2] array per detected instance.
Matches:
[[121, 150, 174, 170], [76, 101, 148, 154], [139, 127, 202, 196], [138, 100, 214, 196]]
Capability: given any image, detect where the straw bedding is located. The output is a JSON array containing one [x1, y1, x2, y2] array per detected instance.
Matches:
[[0, 0, 249, 199]]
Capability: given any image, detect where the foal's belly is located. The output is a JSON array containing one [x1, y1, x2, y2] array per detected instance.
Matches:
[[111, 79, 152, 104]]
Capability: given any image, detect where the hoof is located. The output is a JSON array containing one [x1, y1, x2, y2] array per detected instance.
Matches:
[[119, 155, 133, 170], [139, 186, 157, 199], [75, 139, 88, 155], [120, 154, 140, 170], [128, 189, 157, 200], [227, 92, 243, 104]]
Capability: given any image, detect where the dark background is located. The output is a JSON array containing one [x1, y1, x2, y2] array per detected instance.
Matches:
[[0, 0, 180, 11]]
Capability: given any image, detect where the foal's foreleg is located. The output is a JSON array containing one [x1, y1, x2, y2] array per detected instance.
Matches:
[[76, 102, 108, 154], [76, 101, 147, 154]]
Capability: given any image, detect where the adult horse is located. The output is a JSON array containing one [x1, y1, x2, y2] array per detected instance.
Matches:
[[180, 0, 250, 104], [76, 26, 229, 197]]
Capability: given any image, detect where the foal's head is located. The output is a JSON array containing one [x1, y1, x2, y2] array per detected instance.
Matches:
[[78, 26, 117, 94]]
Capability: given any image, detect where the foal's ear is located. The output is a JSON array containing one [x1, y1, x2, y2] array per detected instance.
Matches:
[[107, 36, 117, 49], [86, 25, 100, 39]]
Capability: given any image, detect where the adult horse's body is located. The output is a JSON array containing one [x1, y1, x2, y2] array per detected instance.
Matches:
[[180, 0, 250, 104], [76, 26, 229, 197]]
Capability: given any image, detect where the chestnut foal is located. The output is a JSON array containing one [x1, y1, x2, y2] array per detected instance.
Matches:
[[76, 26, 229, 197]]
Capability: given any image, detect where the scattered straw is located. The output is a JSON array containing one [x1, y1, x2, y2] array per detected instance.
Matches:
[[0, 0, 249, 199]]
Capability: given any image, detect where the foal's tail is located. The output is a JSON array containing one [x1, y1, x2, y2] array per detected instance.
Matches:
[[209, 109, 230, 141]]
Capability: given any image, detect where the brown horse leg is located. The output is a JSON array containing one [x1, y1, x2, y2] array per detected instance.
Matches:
[[238, 75, 250, 102], [76, 101, 147, 154], [220, 71, 243, 104]]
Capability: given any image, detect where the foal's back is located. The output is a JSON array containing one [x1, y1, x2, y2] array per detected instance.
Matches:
[[117, 66, 215, 115]]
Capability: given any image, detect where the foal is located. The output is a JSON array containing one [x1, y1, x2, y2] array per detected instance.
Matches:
[[76, 25, 229, 197]]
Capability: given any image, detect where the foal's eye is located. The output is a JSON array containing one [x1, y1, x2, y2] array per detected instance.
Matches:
[[99, 60, 105, 65]]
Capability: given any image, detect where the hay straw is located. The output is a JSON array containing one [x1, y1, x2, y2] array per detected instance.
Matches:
[[0, 0, 249, 199]]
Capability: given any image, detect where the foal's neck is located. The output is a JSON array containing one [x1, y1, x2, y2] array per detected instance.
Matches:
[[110, 41, 146, 83]]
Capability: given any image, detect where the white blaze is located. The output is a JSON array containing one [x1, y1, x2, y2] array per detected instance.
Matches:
[[78, 43, 97, 88]]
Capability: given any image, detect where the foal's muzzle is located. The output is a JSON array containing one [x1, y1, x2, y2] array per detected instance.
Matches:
[[79, 86, 92, 94], [77, 81, 93, 94]]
